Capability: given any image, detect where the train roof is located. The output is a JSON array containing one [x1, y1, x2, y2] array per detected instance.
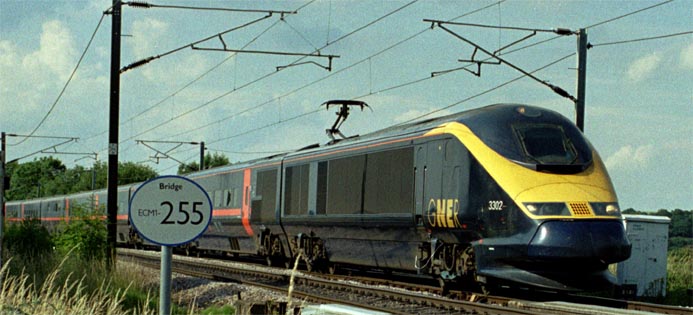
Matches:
[[192, 103, 582, 173]]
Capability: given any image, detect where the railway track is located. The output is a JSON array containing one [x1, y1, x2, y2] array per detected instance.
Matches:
[[118, 249, 691, 315]]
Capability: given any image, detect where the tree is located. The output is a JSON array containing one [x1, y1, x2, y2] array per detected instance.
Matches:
[[118, 161, 158, 185], [5, 158, 158, 200], [6, 156, 66, 200], [669, 209, 692, 238], [177, 152, 230, 175]]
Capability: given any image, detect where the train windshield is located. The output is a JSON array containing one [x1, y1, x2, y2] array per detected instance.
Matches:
[[460, 105, 593, 174], [513, 124, 577, 165]]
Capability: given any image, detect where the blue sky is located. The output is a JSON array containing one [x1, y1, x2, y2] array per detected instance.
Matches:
[[1, 0, 691, 210]]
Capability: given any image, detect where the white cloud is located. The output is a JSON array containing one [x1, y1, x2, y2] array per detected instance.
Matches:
[[130, 18, 169, 59], [23, 20, 76, 81], [626, 53, 661, 82], [680, 42, 693, 69], [605, 144, 655, 171]]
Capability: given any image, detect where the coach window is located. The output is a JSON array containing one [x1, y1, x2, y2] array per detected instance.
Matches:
[[364, 148, 414, 214], [253, 169, 278, 222], [213, 190, 223, 208], [285, 164, 309, 215], [326, 155, 365, 215]]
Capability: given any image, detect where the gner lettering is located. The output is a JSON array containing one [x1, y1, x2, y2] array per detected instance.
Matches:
[[159, 183, 183, 191], [426, 198, 461, 228]]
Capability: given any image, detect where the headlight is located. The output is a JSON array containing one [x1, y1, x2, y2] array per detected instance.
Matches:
[[591, 202, 621, 217], [523, 202, 571, 216]]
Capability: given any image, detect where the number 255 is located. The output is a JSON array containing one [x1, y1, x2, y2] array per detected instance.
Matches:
[[160, 201, 204, 225]]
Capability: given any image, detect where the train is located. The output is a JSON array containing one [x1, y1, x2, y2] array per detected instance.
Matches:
[[4, 103, 631, 292]]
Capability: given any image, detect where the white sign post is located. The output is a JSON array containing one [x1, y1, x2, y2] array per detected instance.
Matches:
[[129, 175, 212, 315]]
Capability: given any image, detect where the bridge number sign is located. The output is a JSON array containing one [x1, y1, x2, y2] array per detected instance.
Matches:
[[129, 175, 212, 246]]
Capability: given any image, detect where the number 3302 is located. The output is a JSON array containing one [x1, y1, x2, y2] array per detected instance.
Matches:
[[488, 200, 504, 211]]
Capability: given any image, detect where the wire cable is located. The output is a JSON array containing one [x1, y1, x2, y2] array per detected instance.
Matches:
[[126, 0, 421, 145], [11, 14, 106, 146], [154, 1, 513, 170], [161, 0, 506, 145], [126, 1, 297, 15], [585, 0, 674, 29], [398, 53, 576, 125], [590, 30, 693, 47]]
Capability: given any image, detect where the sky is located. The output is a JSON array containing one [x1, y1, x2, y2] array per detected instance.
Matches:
[[0, 0, 691, 211]]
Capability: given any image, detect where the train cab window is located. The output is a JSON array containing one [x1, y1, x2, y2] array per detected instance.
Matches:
[[326, 155, 365, 215], [363, 148, 414, 214], [514, 124, 577, 165], [285, 164, 309, 216]]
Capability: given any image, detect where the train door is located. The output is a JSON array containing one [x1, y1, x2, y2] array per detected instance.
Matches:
[[420, 138, 471, 229], [416, 140, 445, 227]]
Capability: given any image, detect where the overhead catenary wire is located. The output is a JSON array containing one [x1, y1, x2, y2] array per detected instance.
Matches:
[[129, 0, 675, 162], [10, 14, 106, 146], [161, 1, 506, 146], [164, 2, 532, 161], [496, 0, 675, 57], [125, 1, 297, 15], [590, 30, 693, 48], [584, 0, 673, 29], [399, 53, 576, 125], [123, 0, 421, 147], [120, 14, 275, 73], [87, 1, 316, 157], [84, 18, 285, 144], [171, 53, 576, 160], [110, 0, 676, 172]]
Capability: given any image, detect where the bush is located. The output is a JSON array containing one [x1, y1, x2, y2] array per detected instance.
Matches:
[[53, 205, 108, 262], [669, 237, 693, 251], [3, 218, 57, 283], [4, 217, 53, 258]]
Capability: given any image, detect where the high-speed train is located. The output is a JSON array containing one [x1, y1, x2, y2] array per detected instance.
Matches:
[[5, 103, 631, 291]]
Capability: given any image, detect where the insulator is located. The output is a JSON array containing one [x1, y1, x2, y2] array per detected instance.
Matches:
[[127, 1, 151, 8]]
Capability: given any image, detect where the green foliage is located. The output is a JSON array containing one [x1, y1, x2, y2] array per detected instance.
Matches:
[[178, 152, 230, 175], [119, 289, 157, 314], [6, 158, 158, 201], [3, 218, 54, 258], [665, 246, 693, 306], [6, 156, 66, 200], [668, 209, 692, 238], [669, 237, 693, 250], [201, 305, 235, 315], [118, 161, 158, 185], [53, 205, 108, 262], [3, 218, 57, 286]]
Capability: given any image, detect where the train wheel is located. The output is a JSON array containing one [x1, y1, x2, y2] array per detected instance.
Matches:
[[328, 263, 338, 275]]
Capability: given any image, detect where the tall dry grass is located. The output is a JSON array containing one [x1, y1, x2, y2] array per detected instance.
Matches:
[[0, 257, 156, 315]]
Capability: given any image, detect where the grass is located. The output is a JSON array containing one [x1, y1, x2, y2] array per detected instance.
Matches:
[[0, 253, 234, 315], [0, 257, 138, 315], [665, 245, 693, 306], [0, 211, 228, 315]]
